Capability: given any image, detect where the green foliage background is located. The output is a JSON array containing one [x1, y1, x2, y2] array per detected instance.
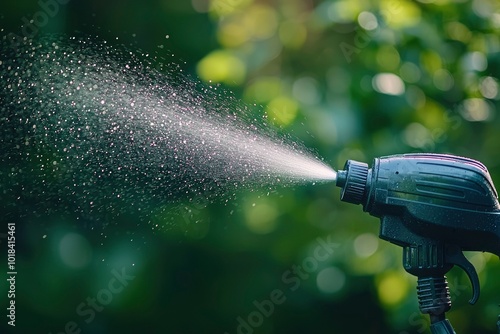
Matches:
[[1, 0, 500, 333]]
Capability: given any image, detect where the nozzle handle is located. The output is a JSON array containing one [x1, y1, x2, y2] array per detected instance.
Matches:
[[445, 245, 480, 305]]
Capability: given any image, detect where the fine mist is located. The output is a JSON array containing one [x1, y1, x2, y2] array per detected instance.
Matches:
[[1, 35, 335, 222]]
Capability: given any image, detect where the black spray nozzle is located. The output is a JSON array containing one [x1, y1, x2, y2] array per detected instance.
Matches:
[[335, 153, 500, 255], [335, 153, 500, 333]]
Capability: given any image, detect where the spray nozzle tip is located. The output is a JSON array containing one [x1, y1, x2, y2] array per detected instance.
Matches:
[[336, 160, 369, 205], [336, 170, 347, 188]]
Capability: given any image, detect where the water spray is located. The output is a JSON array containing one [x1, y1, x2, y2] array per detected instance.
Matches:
[[1, 36, 336, 220], [335, 153, 500, 333]]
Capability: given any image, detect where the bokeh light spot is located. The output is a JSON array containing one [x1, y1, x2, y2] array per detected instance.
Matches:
[[381, 0, 421, 28], [197, 50, 246, 85], [479, 76, 499, 99], [403, 122, 431, 149], [399, 62, 422, 83], [243, 4, 278, 40], [433, 69, 454, 91], [265, 96, 299, 126], [209, 0, 252, 17], [316, 267, 346, 294], [191, 0, 209, 13], [292, 77, 320, 105], [462, 52, 488, 72], [244, 201, 278, 234], [327, 1, 361, 23], [472, 0, 497, 19], [445, 22, 472, 43], [218, 22, 249, 48], [245, 77, 282, 103], [377, 271, 409, 306], [459, 98, 493, 122], [59, 232, 92, 269], [358, 11, 378, 30], [353, 233, 379, 258], [420, 51, 442, 74], [372, 73, 405, 96]]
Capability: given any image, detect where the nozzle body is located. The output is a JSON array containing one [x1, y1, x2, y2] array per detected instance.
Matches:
[[336, 153, 500, 324]]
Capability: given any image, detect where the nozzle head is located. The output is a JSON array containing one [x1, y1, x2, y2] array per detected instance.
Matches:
[[336, 160, 369, 205]]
